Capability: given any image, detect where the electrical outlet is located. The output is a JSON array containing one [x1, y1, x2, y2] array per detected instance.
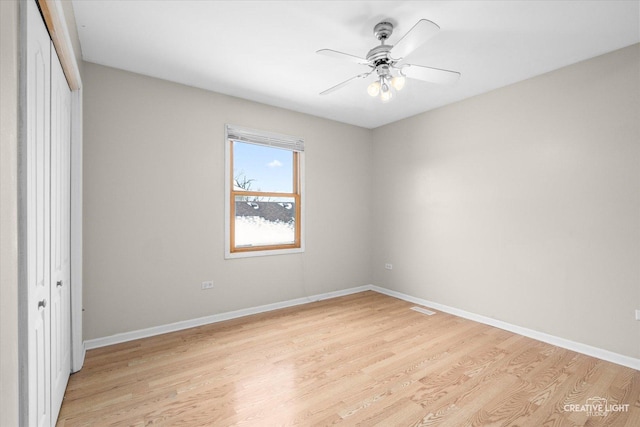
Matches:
[[385, 263, 393, 270], [635, 309, 640, 321], [201, 281, 214, 290]]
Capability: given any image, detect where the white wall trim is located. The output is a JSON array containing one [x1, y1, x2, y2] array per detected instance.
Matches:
[[69, 88, 84, 372], [47, 0, 81, 90], [369, 285, 640, 371], [84, 285, 370, 350], [84, 284, 640, 371]]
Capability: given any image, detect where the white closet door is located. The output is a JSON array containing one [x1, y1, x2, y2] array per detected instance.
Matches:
[[50, 45, 72, 421], [26, 0, 51, 425]]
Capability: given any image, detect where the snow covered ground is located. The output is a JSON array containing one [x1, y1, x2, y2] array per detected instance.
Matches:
[[235, 216, 295, 246]]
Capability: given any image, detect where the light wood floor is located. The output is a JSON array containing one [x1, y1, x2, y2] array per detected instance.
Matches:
[[58, 291, 640, 426]]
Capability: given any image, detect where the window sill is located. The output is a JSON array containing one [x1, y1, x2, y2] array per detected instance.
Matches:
[[225, 246, 304, 260]]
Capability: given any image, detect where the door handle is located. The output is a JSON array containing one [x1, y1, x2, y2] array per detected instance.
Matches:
[[38, 299, 47, 310], [56, 280, 63, 288]]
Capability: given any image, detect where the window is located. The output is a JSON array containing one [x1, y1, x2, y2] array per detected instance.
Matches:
[[225, 124, 304, 258]]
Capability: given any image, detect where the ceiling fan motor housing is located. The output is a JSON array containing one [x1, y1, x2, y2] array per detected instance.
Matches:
[[367, 44, 393, 65]]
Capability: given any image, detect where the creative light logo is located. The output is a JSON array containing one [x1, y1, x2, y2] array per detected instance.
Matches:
[[563, 397, 629, 417]]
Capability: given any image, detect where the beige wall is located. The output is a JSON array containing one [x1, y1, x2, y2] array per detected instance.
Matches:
[[82, 62, 373, 340], [1, 1, 20, 424], [372, 44, 640, 358]]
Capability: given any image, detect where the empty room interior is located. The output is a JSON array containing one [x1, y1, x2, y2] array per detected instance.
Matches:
[[2, 0, 640, 425]]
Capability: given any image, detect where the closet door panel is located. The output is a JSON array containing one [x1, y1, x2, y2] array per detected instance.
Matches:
[[26, 1, 51, 425], [50, 45, 71, 422]]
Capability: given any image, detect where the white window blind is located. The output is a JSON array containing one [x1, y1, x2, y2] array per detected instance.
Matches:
[[225, 124, 304, 152]]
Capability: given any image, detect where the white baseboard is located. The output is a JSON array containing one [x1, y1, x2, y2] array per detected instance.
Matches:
[[84, 284, 640, 371], [370, 285, 640, 371], [84, 285, 370, 350]]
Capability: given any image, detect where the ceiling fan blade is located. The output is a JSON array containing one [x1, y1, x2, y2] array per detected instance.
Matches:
[[402, 64, 460, 85], [320, 72, 370, 95], [316, 49, 369, 65], [391, 19, 440, 60]]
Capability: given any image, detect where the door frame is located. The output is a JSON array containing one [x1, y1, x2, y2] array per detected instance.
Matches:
[[69, 88, 83, 373]]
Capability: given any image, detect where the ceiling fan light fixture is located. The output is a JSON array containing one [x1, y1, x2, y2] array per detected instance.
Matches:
[[318, 19, 460, 103], [367, 80, 381, 97]]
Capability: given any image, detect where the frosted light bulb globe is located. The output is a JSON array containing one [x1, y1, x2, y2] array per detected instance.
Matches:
[[391, 75, 406, 91], [367, 81, 381, 97], [380, 90, 393, 103]]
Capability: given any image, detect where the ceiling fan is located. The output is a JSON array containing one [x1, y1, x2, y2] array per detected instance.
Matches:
[[317, 19, 460, 102]]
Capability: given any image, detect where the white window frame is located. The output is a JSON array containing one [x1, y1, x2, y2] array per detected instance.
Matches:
[[224, 124, 305, 259]]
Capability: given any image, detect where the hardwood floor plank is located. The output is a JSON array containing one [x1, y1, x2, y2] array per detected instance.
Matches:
[[57, 291, 640, 426]]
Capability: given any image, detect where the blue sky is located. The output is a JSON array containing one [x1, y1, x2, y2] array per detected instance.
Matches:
[[233, 141, 293, 193]]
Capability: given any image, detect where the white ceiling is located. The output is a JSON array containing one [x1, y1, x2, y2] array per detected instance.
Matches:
[[71, 1, 640, 129]]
